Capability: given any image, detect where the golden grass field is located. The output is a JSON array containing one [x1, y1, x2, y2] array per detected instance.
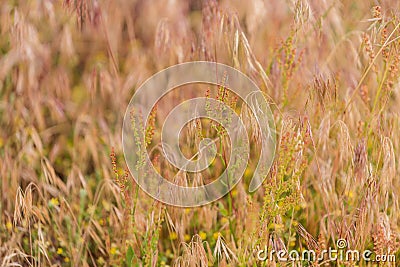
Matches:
[[1, 0, 400, 266]]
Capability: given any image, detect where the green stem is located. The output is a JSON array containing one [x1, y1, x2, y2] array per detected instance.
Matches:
[[367, 61, 389, 137], [218, 136, 237, 245]]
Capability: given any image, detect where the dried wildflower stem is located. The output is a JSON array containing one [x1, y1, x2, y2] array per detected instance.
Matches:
[[343, 21, 400, 113]]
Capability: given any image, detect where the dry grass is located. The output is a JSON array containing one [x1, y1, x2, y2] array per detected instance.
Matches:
[[0, 0, 400, 266]]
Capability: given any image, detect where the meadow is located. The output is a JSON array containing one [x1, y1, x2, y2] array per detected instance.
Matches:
[[0, 0, 400, 266]]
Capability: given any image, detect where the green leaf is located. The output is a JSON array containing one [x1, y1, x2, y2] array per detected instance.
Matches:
[[218, 202, 229, 216], [126, 245, 134, 267]]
